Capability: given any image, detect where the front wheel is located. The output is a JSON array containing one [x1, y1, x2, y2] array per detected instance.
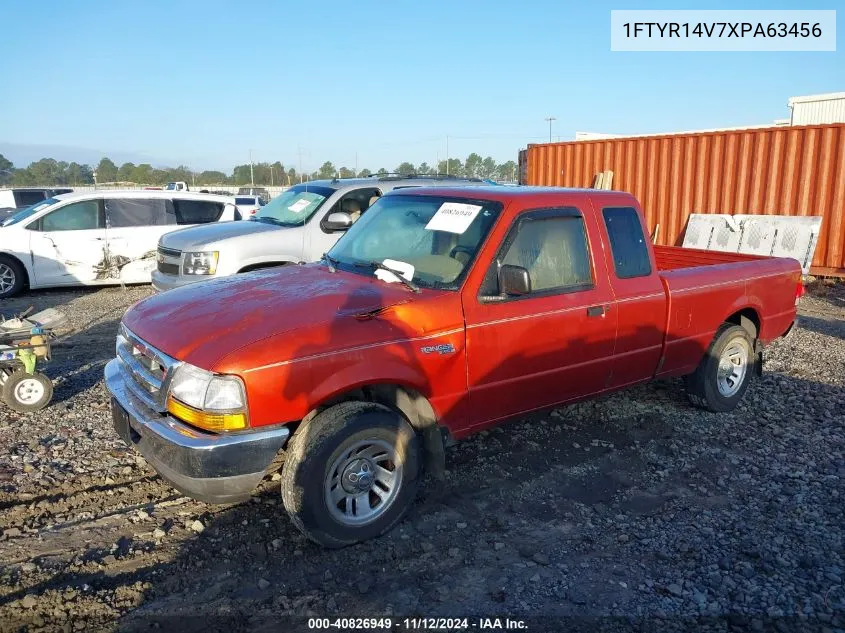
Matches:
[[2, 371, 54, 413], [0, 256, 25, 299], [685, 323, 754, 413], [281, 402, 421, 548]]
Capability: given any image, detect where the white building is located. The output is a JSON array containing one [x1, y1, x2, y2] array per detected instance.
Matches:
[[788, 92, 845, 125], [574, 91, 845, 141]]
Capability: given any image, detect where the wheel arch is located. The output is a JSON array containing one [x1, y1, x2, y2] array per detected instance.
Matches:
[[300, 382, 447, 481], [725, 307, 760, 340], [0, 251, 31, 289]]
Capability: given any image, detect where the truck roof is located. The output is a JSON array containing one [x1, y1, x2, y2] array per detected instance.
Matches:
[[383, 185, 638, 204]]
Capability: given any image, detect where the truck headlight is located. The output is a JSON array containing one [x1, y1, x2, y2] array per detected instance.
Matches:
[[166, 363, 248, 432], [182, 251, 219, 275]]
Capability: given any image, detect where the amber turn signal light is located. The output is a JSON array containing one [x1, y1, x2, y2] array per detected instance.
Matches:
[[166, 396, 248, 432]]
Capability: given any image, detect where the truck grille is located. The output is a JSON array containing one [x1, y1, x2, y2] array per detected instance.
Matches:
[[115, 325, 179, 413], [157, 246, 182, 276]]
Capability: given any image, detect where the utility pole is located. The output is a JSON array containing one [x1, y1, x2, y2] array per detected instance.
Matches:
[[270, 164, 274, 187], [446, 135, 450, 175], [544, 117, 556, 143], [249, 149, 255, 186]]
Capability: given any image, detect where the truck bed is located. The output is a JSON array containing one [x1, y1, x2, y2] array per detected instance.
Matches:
[[652, 245, 801, 377], [654, 245, 768, 271]]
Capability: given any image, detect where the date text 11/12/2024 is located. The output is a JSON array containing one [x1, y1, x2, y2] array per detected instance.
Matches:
[[307, 617, 528, 630]]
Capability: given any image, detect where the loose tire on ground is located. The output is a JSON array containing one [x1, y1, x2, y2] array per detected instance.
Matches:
[[2, 371, 54, 413], [0, 255, 26, 299], [281, 401, 421, 548], [685, 323, 755, 413]]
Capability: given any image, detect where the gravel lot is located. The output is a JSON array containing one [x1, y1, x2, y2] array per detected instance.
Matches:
[[0, 281, 843, 632]]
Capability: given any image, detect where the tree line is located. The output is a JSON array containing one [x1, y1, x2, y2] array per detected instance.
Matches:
[[0, 153, 518, 188]]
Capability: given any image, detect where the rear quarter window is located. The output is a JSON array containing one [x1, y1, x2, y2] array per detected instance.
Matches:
[[14, 191, 47, 207], [602, 206, 652, 279]]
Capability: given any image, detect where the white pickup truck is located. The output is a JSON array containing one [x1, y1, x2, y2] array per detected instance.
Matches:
[[151, 175, 488, 292]]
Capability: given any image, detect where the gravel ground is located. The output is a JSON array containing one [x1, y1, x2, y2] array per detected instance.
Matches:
[[0, 281, 843, 633]]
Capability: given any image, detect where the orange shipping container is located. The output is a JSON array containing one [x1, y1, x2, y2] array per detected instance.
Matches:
[[519, 123, 845, 277]]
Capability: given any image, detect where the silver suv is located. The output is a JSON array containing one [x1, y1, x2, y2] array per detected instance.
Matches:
[[152, 175, 489, 291]]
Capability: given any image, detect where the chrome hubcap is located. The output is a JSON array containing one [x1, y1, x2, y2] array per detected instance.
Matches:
[[0, 263, 15, 294], [14, 378, 45, 405], [717, 340, 749, 397], [325, 439, 402, 526]]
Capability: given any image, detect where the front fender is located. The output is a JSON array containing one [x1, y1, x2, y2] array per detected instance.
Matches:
[[308, 358, 434, 413]]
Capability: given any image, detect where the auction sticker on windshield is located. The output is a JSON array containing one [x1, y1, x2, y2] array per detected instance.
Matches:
[[288, 199, 311, 213], [425, 202, 483, 234]]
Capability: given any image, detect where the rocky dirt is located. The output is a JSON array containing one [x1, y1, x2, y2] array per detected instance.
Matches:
[[0, 282, 843, 632]]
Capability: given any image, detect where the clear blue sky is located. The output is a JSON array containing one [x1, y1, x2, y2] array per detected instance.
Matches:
[[0, 0, 842, 172]]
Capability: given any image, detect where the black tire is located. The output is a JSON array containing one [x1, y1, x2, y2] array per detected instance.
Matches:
[[2, 371, 53, 413], [685, 323, 754, 413], [281, 401, 421, 548], [0, 255, 26, 299]]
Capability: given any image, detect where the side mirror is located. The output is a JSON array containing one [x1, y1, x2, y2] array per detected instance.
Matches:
[[324, 211, 353, 232], [499, 264, 531, 296]]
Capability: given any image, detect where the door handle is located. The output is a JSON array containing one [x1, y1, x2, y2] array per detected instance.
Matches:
[[586, 305, 607, 317]]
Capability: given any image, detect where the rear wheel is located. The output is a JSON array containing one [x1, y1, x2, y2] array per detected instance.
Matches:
[[0, 256, 25, 299], [281, 402, 421, 548], [2, 371, 54, 413], [685, 324, 754, 413]]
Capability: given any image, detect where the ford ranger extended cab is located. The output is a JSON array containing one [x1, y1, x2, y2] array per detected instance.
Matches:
[[106, 187, 802, 547]]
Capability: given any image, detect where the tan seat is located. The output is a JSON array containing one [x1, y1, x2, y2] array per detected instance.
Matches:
[[343, 199, 363, 223]]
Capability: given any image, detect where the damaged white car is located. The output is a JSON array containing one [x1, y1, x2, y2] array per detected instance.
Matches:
[[0, 190, 238, 299]]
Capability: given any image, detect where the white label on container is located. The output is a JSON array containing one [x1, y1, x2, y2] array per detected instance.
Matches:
[[425, 202, 483, 234], [288, 199, 311, 213]]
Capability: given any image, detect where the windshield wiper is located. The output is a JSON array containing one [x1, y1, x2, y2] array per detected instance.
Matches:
[[323, 253, 338, 273], [362, 261, 420, 293]]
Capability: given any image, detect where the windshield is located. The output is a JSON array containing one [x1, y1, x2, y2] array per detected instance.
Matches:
[[1, 198, 60, 227], [328, 194, 501, 290], [250, 184, 334, 227]]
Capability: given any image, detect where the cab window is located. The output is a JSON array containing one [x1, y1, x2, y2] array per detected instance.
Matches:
[[481, 208, 593, 297], [321, 188, 382, 231], [602, 206, 651, 279]]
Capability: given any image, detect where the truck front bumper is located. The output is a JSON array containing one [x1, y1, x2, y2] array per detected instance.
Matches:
[[105, 359, 290, 504], [150, 270, 211, 292]]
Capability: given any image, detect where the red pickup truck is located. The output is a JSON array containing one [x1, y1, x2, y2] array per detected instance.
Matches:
[[106, 187, 802, 547]]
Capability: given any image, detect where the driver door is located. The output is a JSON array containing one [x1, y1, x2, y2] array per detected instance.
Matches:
[[462, 207, 618, 431], [28, 199, 109, 286]]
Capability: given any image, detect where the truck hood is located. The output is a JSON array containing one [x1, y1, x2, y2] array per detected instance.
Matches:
[[122, 264, 449, 371], [159, 220, 282, 251]]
